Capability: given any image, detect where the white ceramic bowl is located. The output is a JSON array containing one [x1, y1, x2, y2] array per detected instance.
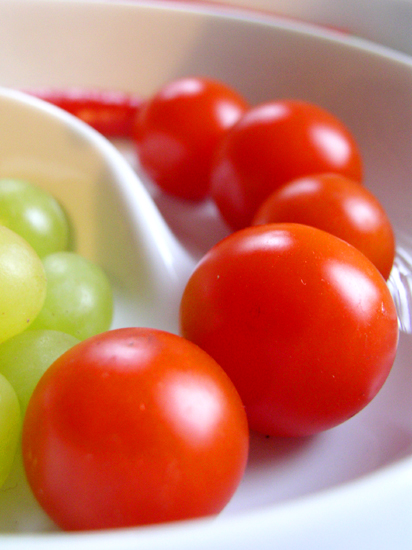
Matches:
[[193, 0, 412, 57], [1, 1, 412, 548]]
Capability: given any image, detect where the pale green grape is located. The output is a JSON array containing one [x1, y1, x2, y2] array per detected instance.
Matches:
[[0, 373, 20, 488], [0, 329, 79, 414], [0, 225, 46, 343], [0, 178, 71, 258], [29, 251, 113, 340]]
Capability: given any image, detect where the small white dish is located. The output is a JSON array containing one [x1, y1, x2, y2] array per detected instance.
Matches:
[[0, 83, 196, 534], [0, 1, 412, 549], [0, 85, 195, 332]]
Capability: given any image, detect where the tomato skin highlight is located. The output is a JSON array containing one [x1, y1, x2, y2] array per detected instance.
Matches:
[[210, 100, 363, 229], [133, 76, 249, 201], [253, 173, 395, 280], [22, 327, 249, 531], [180, 223, 398, 437]]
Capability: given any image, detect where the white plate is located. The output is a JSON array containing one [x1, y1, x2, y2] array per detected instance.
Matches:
[[1, 1, 412, 548]]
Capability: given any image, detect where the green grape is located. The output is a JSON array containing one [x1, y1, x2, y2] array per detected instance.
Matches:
[[0, 373, 20, 488], [29, 251, 113, 340], [0, 225, 46, 343], [0, 178, 71, 258], [0, 329, 79, 414]]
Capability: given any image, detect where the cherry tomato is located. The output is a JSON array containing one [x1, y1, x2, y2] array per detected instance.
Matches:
[[253, 173, 395, 280], [22, 327, 249, 531], [133, 76, 249, 201], [24, 88, 144, 137], [180, 223, 398, 437], [210, 99, 363, 229]]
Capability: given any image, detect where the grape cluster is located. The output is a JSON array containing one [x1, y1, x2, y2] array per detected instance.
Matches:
[[0, 178, 113, 488]]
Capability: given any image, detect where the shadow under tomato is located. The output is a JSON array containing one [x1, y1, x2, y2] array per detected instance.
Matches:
[[247, 430, 316, 468], [149, 190, 230, 261]]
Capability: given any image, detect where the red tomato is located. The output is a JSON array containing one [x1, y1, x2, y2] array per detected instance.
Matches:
[[24, 88, 144, 137], [22, 327, 249, 531], [180, 224, 398, 437], [253, 173, 395, 280], [133, 76, 249, 201], [210, 99, 363, 229]]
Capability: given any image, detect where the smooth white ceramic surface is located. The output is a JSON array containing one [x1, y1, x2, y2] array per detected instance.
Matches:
[[178, 0, 412, 57], [0, 1, 412, 549]]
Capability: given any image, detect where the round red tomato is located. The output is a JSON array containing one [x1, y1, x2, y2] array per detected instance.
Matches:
[[253, 173, 395, 280], [210, 99, 363, 229], [133, 76, 249, 201], [22, 327, 249, 531], [180, 223, 398, 437]]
